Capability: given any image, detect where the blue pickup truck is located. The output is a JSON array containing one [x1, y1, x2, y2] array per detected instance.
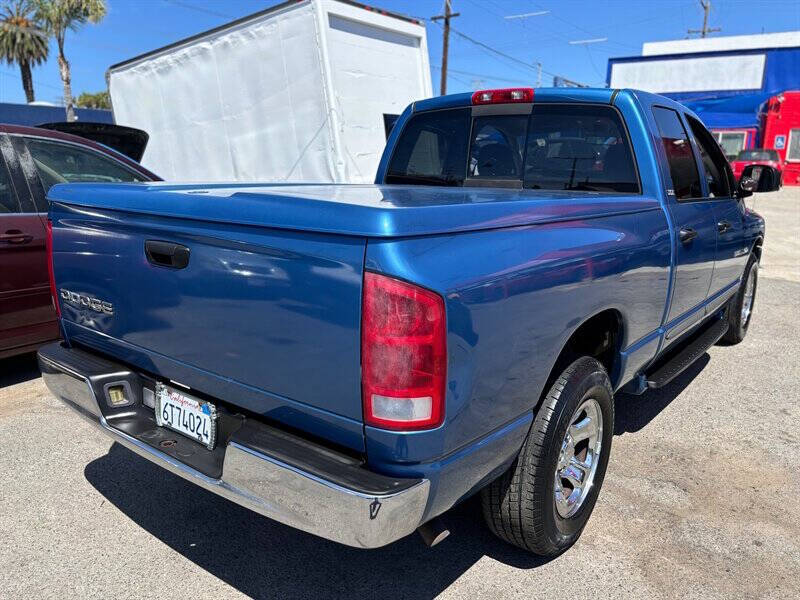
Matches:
[[38, 88, 777, 557]]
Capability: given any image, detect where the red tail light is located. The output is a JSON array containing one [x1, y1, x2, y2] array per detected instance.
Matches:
[[471, 87, 534, 105], [45, 219, 60, 318], [361, 272, 446, 430]]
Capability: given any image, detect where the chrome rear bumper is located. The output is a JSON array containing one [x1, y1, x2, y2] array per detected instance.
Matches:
[[38, 343, 429, 549]]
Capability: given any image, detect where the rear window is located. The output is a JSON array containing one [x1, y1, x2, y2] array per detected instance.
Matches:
[[469, 115, 528, 180], [386, 104, 639, 193], [385, 108, 470, 186], [736, 150, 779, 161], [524, 105, 638, 192]]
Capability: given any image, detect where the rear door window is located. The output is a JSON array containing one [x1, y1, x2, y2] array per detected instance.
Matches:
[[24, 137, 145, 194], [0, 159, 20, 214], [652, 107, 702, 200], [523, 104, 638, 192], [385, 109, 470, 186]]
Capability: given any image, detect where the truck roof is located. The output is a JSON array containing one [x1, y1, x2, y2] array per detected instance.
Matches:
[[412, 87, 620, 112], [108, 0, 423, 72]]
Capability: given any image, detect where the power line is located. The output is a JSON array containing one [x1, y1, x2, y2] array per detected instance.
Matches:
[[568, 38, 608, 45], [441, 22, 564, 81], [161, 0, 233, 20], [430, 18, 591, 87], [430, 65, 531, 85], [0, 70, 63, 92], [504, 11, 549, 20]]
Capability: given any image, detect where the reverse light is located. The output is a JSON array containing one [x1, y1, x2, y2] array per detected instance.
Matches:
[[45, 219, 60, 318], [361, 272, 446, 431], [471, 87, 534, 105]]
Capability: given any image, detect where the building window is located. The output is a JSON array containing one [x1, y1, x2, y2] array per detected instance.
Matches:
[[786, 128, 800, 163], [712, 131, 747, 161]]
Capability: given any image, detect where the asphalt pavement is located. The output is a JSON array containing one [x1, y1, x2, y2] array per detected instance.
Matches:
[[1, 188, 798, 599]]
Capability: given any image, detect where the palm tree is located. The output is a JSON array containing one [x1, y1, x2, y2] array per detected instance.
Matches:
[[0, 1, 48, 103], [35, 0, 106, 121]]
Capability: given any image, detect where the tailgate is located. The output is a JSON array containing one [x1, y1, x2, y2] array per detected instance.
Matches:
[[50, 201, 366, 451]]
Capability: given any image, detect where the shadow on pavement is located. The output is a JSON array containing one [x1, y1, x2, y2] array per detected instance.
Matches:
[[0, 353, 41, 388], [84, 443, 552, 600], [614, 352, 710, 435], [83, 354, 713, 597]]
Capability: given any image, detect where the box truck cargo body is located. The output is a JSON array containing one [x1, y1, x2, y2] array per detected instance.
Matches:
[[108, 0, 432, 183]]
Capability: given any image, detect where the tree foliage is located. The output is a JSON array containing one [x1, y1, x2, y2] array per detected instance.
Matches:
[[34, 0, 106, 120], [75, 89, 109, 109], [0, 0, 48, 102]]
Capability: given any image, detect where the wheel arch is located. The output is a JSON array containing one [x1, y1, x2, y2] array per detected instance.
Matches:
[[539, 308, 626, 406]]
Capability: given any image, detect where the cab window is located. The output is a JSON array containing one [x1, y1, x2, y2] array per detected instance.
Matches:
[[385, 109, 470, 186], [468, 115, 528, 182], [523, 104, 638, 193], [386, 104, 639, 194]]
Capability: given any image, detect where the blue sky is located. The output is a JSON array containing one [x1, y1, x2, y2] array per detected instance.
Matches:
[[2, 0, 799, 105]]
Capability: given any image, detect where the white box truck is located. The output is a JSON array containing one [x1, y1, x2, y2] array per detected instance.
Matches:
[[107, 0, 432, 183]]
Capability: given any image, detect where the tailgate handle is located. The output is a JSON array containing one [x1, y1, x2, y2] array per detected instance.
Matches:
[[145, 240, 190, 269]]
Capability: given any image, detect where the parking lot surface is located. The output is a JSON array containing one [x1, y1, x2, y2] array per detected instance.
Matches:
[[1, 188, 798, 600]]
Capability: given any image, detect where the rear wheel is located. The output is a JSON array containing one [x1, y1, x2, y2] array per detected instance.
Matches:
[[481, 357, 614, 556], [721, 252, 758, 345]]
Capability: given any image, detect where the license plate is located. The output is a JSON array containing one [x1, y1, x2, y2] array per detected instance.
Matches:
[[154, 383, 217, 450]]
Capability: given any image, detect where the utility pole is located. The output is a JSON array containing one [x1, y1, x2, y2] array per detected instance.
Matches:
[[688, 0, 720, 38], [432, 1, 460, 95]]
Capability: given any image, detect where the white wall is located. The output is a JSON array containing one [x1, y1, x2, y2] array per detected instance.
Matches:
[[109, 0, 432, 183], [110, 1, 335, 182], [609, 54, 766, 93], [320, 0, 432, 183], [642, 30, 800, 56]]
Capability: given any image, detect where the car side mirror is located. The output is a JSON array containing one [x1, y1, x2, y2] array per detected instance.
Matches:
[[740, 164, 781, 197], [738, 176, 757, 198]]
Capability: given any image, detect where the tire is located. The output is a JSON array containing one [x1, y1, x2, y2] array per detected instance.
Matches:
[[721, 252, 758, 345], [481, 356, 614, 556]]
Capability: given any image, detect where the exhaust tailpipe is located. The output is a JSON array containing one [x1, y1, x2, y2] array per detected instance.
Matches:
[[417, 517, 450, 547]]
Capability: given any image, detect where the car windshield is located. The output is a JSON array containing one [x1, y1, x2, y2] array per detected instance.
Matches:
[[736, 150, 779, 161]]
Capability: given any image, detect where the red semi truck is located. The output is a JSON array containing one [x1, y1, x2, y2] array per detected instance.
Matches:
[[711, 91, 800, 186], [761, 91, 800, 186]]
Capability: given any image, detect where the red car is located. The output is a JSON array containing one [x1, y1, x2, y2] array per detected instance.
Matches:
[[730, 148, 783, 184], [0, 123, 159, 359]]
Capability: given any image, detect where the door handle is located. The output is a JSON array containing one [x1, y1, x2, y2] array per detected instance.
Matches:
[[145, 240, 190, 269], [0, 229, 33, 244], [717, 221, 732, 233], [679, 228, 698, 244]]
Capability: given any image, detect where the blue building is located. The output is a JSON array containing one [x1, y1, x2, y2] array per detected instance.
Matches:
[[0, 102, 113, 127], [607, 31, 800, 158]]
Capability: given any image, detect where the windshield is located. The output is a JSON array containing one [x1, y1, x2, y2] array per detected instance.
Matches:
[[386, 104, 640, 193], [736, 150, 779, 161]]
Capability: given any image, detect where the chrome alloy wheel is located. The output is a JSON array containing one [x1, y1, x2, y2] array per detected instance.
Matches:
[[741, 263, 757, 325], [554, 398, 603, 519]]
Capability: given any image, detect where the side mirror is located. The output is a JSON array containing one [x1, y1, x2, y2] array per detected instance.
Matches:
[[737, 176, 757, 198], [739, 164, 781, 197]]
